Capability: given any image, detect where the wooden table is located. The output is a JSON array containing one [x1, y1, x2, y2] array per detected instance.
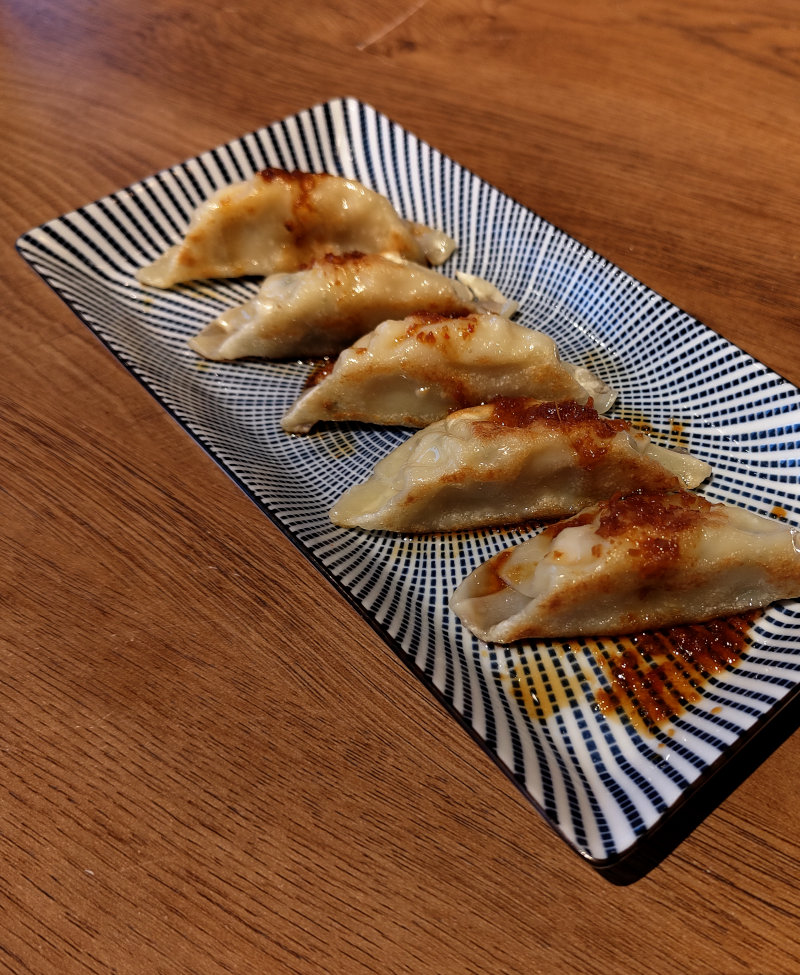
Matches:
[[3, 1, 800, 972]]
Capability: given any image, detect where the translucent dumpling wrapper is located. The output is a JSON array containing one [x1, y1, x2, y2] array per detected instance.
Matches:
[[281, 313, 616, 433], [330, 399, 711, 532], [450, 491, 800, 642], [189, 253, 510, 361], [137, 168, 456, 288]]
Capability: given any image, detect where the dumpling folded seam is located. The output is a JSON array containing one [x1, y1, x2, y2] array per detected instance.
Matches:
[[137, 168, 456, 288], [330, 399, 711, 532], [189, 253, 512, 361], [281, 312, 617, 433], [450, 491, 800, 642]]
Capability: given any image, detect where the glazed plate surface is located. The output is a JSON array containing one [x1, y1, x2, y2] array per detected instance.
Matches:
[[17, 97, 800, 865]]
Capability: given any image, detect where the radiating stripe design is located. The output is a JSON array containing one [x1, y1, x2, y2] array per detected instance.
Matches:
[[17, 98, 800, 864]]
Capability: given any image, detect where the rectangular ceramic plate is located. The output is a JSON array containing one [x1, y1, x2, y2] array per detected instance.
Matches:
[[17, 98, 800, 866]]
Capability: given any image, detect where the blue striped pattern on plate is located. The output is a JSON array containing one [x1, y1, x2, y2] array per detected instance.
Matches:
[[17, 97, 800, 864]]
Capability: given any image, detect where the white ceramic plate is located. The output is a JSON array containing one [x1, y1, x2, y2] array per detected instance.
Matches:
[[17, 97, 800, 866]]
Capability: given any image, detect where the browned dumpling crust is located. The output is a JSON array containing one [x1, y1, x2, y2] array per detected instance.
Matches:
[[450, 491, 800, 642], [281, 313, 616, 433], [138, 168, 456, 287], [330, 399, 711, 532], [189, 253, 479, 360]]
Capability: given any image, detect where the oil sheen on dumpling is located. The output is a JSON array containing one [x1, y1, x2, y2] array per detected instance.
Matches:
[[137, 168, 455, 287], [450, 491, 800, 642], [189, 253, 483, 360], [330, 400, 711, 532], [281, 313, 616, 433]]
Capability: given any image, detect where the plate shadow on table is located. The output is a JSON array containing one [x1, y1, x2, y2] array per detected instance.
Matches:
[[596, 687, 800, 885]]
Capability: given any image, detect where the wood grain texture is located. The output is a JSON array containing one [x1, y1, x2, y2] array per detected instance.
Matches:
[[2, 0, 800, 972]]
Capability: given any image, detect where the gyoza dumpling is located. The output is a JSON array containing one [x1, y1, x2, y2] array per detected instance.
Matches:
[[137, 168, 455, 287], [450, 491, 800, 642], [189, 253, 486, 361], [330, 400, 711, 532], [281, 313, 616, 433]]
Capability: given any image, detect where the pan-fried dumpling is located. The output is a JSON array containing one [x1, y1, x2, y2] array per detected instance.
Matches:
[[281, 313, 616, 433], [330, 400, 711, 532], [450, 491, 800, 642], [189, 253, 493, 361], [137, 168, 455, 287]]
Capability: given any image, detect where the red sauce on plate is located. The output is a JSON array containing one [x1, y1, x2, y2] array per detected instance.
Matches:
[[303, 358, 335, 388], [596, 612, 757, 730], [504, 612, 757, 732]]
